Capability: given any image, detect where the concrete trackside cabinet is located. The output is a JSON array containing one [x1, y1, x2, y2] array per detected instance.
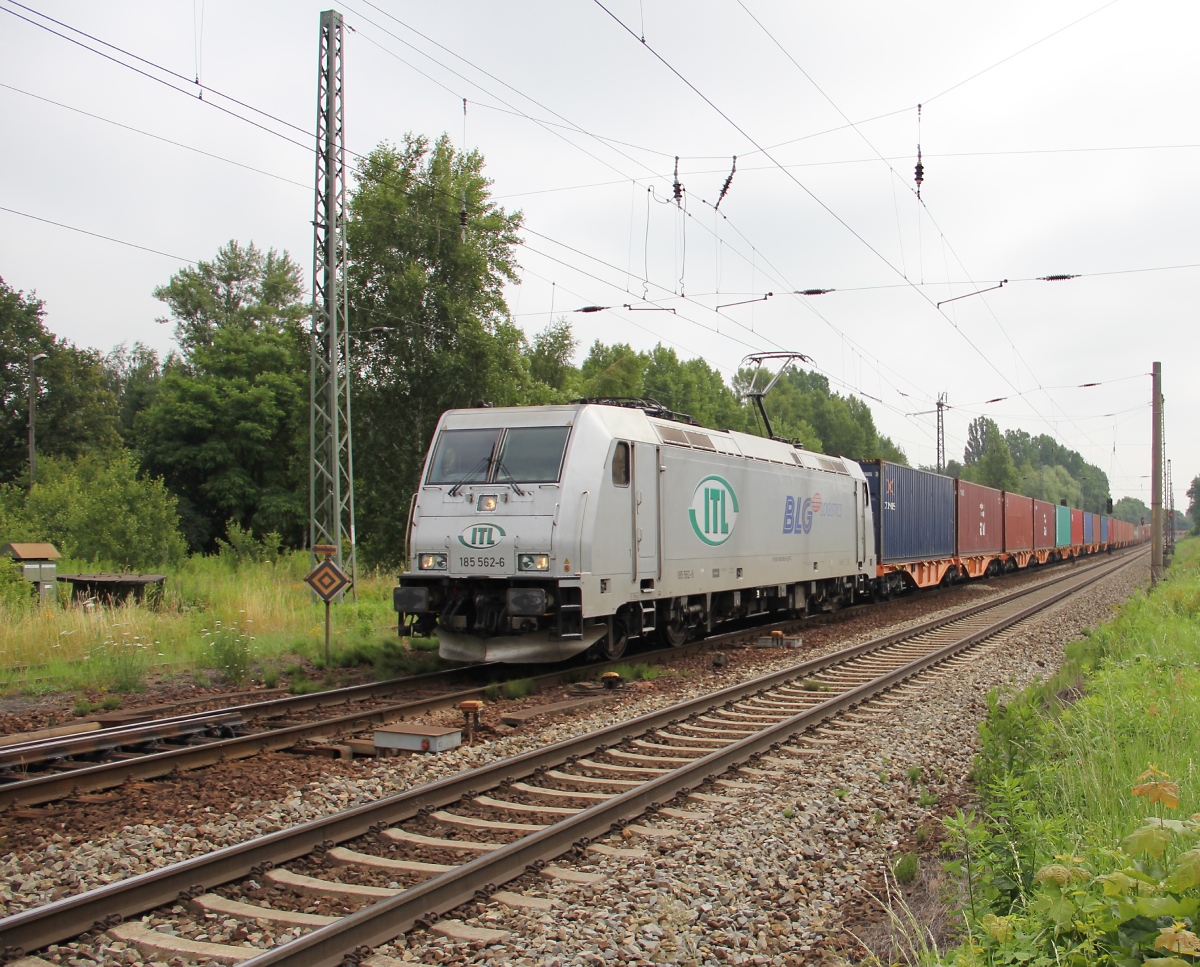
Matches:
[[3, 542, 60, 604]]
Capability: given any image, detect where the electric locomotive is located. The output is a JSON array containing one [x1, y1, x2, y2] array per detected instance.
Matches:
[[393, 400, 877, 664]]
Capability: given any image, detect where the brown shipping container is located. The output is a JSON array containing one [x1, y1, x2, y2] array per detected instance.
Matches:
[[956, 480, 1004, 555], [1033, 499, 1056, 549], [1003, 493, 1034, 552], [1071, 508, 1084, 545]]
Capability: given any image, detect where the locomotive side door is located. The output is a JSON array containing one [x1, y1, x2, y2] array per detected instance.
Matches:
[[633, 443, 660, 580]]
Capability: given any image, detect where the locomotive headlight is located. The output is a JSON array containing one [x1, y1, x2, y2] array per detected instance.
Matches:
[[477, 494, 498, 512], [417, 552, 447, 570], [518, 553, 550, 571]]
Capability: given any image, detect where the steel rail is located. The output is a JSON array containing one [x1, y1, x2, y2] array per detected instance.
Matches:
[[0, 550, 1141, 958], [0, 550, 1131, 809], [0, 546, 1128, 795], [238, 548, 1143, 966]]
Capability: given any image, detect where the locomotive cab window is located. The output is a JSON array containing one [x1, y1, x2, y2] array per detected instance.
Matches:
[[427, 425, 572, 485], [494, 426, 571, 482], [427, 428, 500, 485], [612, 441, 630, 487]]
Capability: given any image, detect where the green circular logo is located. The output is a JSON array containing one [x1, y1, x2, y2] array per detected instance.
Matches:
[[689, 475, 739, 546]]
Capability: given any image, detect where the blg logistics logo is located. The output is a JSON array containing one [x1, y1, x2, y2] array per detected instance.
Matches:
[[783, 493, 820, 534], [689, 475, 739, 546], [459, 522, 507, 548]]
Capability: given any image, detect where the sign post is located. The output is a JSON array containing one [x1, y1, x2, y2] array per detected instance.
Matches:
[[305, 543, 352, 667]]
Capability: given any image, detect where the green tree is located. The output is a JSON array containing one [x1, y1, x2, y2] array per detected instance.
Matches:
[[1112, 495, 1150, 526], [0, 452, 186, 568], [153, 241, 308, 355], [0, 278, 122, 483], [346, 135, 527, 566], [964, 417, 997, 467], [137, 242, 308, 551], [1187, 475, 1200, 535], [579, 341, 645, 399], [103, 342, 162, 448], [527, 318, 578, 394], [977, 427, 1018, 491]]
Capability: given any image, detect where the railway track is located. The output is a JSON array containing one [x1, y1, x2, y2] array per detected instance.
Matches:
[[0, 548, 1142, 965], [0, 549, 1114, 810]]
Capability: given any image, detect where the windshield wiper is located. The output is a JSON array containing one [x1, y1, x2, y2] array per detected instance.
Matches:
[[494, 460, 528, 496], [447, 455, 492, 497]]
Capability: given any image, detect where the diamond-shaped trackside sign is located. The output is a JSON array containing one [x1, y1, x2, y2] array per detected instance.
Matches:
[[305, 559, 351, 602]]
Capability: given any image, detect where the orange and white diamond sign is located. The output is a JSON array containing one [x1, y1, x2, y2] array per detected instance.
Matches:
[[305, 559, 351, 602]]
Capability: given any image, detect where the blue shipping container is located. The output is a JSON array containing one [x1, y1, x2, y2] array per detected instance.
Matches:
[[1101, 516, 1109, 543], [859, 460, 955, 563], [1083, 513, 1094, 544], [1055, 505, 1071, 547]]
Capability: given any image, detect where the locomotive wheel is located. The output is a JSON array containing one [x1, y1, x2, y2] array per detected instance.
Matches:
[[595, 618, 629, 661], [657, 619, 686, 647]]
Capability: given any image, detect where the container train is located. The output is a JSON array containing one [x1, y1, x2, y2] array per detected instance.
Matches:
[[392, 400, 1145, 664]]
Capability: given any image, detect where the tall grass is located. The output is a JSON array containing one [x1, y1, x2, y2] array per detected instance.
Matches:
[[937, 538, 1200, 965], [0, 551, 400, 692], [1007, 538, 1200, 840]]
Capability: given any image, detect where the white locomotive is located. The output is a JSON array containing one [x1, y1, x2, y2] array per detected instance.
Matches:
[[393, 400, 877, 663]]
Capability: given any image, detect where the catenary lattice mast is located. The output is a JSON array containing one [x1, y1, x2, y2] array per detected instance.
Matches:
[[309, 8, 356, 591]]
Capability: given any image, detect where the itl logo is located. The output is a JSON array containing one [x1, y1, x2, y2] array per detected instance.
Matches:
[[458, 522, 506, 548], [689, 475, 739, 546]]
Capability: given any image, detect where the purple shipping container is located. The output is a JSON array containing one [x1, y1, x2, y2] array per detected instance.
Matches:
[[956, 480, 1004, 555], [1101, 516, 1109, 543], [1004, 493, 1034, 552], [1034, 500, 1056, 549], [1083, 513, 1094, 544], [859, 460, 955, 564]]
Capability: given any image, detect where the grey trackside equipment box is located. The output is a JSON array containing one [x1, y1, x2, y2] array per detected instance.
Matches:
[[373, 724, 462, 753], [3, 542, 60, 603]]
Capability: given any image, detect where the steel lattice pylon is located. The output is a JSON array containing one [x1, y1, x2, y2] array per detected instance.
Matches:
[[309, 8, 356, 592]]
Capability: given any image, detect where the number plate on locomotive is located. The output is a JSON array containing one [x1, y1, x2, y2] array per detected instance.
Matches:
[[453, 554, 508, 574]]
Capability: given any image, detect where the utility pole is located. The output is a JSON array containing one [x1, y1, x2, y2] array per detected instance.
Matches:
[[1150, 361, 1163, 586], [935, 392, 947, 475], [27, 352, 47, 487], [309, 9, 356, 595]]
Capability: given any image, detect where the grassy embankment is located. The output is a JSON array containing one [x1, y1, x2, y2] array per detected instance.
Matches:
[[931, 538, 1200, 965], [0, 551, 451, 695]]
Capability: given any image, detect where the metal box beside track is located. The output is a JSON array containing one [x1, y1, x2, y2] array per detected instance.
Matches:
[[373, 724, 462, 754], [956, 480, 1003, 556], [859, 460, 954, 564], [1084, 512, 1094, 544], [1003, 493, 1034, 552], [1071, 509, 1084, 546]]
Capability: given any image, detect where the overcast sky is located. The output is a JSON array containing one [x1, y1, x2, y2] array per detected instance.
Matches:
[[2, 1, 1195, 506]]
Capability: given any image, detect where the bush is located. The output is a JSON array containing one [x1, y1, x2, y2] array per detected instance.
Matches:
[[215, 520, 282, 568], [0, 452, 186, 568]]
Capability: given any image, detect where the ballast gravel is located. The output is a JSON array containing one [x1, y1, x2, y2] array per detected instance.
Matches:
[[5, 557, 1147, 966]]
